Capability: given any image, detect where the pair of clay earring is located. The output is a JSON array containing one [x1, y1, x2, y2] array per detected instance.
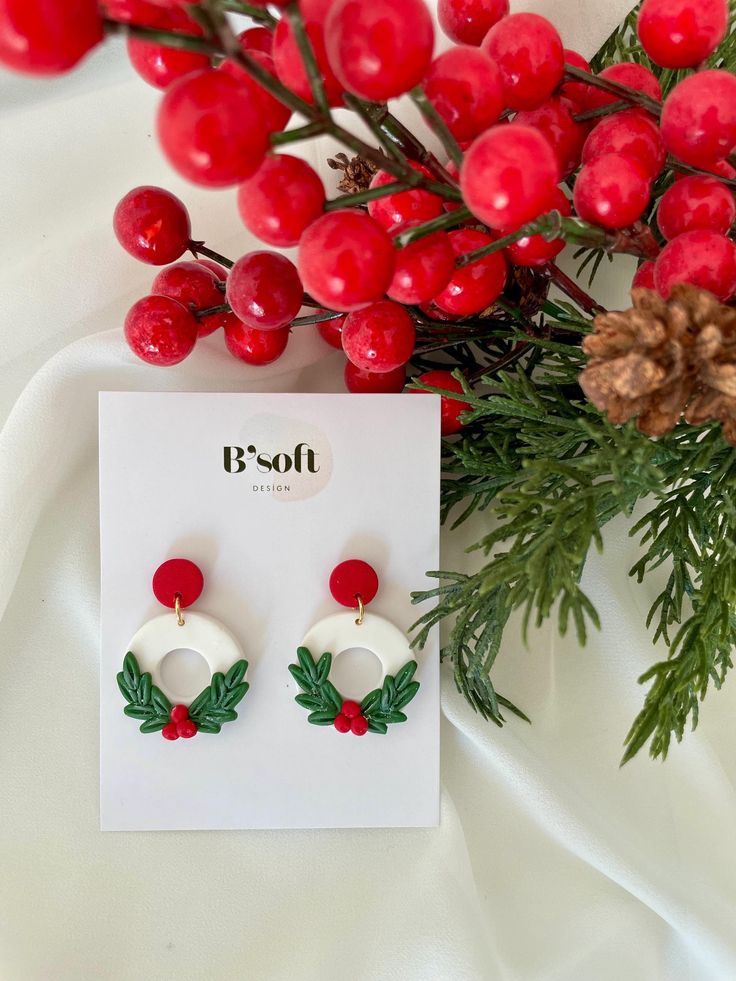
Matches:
[[117, 557, 420, 742]]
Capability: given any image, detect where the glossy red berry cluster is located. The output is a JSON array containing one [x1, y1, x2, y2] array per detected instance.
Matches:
[[162, 703, 197, 740], [5, 0, 735, 434], [333, 699, 369, 736]]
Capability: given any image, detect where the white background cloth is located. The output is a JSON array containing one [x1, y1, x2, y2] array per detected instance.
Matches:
[[2, 2, 736, 978]]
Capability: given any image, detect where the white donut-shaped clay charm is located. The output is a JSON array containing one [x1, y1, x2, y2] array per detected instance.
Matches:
[[291, 610, 420, 737]]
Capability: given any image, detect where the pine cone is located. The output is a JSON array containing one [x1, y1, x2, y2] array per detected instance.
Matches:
[[327, 152, 380, 194], [580, 287, 699, 436], [684, 296, 736, 445]]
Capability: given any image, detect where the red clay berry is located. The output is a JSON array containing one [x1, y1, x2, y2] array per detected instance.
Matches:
[[481, 13, 564, 111], [367, 164, 444, 232], [350, 715, 369, 736], [514, 97, 588, 179], [170, 704, 189, 723], [127, 7, 209, 89], [125, 295, 198, 366], [238, 155, 326, 248], [506, 188, 572, 268], [414, 370, 471, 435], [273, 2, 343, 107], [326, 0, 434, 101], [298, 210, 396, 312], [196, 259, 228, 280], [438, 0, 509, 46], [226, 252, 303, 331], [585, 63, 662, 112], [157, 69, 269, 187], [224, 320, 290, 366], [114, 186, 191, 266], [0, 0, 103, 75], [316, 315, 346, 350], [342, 301, 416, 373], [344, 362, 406, 393], [334, 713, 351, 733], [660, 70, 736, 168], [151, 261, 226, 337], [638, 0, 728, 69], [162, 722, 180, 740], [461, 125, 560, 231], [632, 261, 657, 291], [657, 176, 736, 241], [219, 45, 291, 134], [582, 110, 665, 180], [388, 230, 456, 305], [434, 229, 508, 316], [341, 700, 361, 719], [655, 230, 736, 301], [573, 154, 651, 230], [423, 46, 504, 143], [177, 719, 197, 738]]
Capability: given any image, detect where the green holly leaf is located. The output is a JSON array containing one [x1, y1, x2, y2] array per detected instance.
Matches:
[[204, 708, 238, 724], [297, 646, 319, 683], [288, 664, 311, 690], [380, 676, 397, 711], [124, 704, 155, 720], [320, 680, 343, 713], [308, 710, 337, 726], [196, 720, 221, 734], [223, 682, 249, 709], [360, 689, 382, 714], [211, 672, 226, 704], [225, 660, 248, 688], [295, 693, 323, 710], [367, 719, 388, 735], [394, 661, 418, 691], [188, 687, 212, 717], [315, 652, 332, 684], [140, 718, 167, 734], [123, 652, 141, 689], [116, 673, 135, 703], [139, 672, 152, 706], [151, 687, 172, 715], [395, 681, 420, 709]]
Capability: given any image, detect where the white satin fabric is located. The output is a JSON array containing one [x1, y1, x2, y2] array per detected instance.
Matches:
[[2, 2, 736, 978]]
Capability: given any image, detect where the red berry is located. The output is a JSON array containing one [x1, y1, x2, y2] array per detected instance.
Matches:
[[152, 261, 227, 337], [367, 164, 444, 232], [434, 229, 507, 316], [239, 26, 274, 56], [157, 69, 269, 187], [127, 7, 209, 89], [238, 155, 326, 248], [170, 704, 189, 723], [638, 0, 728, 69], [219, 45, 291, 134], [344, 362, 406, 393], [342, 301, 416, 373], [273, 5, 343, 107], [481, 13, 564, 111], [0, 0, 103, 75], [224, 320, 290, 366], [438, 0, 509, 46], [388, 230, 456, 305], [414, 370, 471, 435], [114, 186, 191, 266], [334, 713, 351, 733], [177, 719, 197, 738], [162, 722, 180, 740], [423, 46, 504, 143], [657, 176, 736, 241], [560, 50, 593, 110], [341, 700, 362, 719], [298, 210, 396, 312], [461, 125, 560, 231], [655, 230, 736, 301], [506, 188, 572, 268], [196, 259, 228, 280], [226, 252, 303, 331], [585, 63, 662, 113], [350, 715, 369, 736], [632, 260, 657, 290], [317, 314, 346, 349], [582, 110, 665, 180], [514, 97, 588, 180], [124, 295, 198, 366], [102, 0, 165, 26], [660, 70, 736, 168], [573, 154, 651, 230], [325, 0, 434, 102]]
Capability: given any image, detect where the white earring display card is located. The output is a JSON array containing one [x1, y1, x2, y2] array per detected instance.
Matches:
[[99, 392, 440, 830]]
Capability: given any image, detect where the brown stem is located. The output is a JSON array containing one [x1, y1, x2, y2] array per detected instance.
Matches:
[[189, 241, 234, 268], [545, 263, 606, 316]]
